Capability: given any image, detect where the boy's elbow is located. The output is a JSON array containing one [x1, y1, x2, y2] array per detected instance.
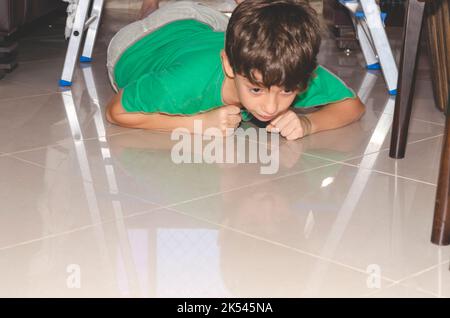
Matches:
[[106, 90, 124, 125], [106, 102, 119, 125], [351, 97, 365, 121]]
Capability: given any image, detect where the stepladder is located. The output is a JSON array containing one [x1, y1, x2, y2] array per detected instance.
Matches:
[[338, 0, 398, 95], [60, 0, 105, 87]]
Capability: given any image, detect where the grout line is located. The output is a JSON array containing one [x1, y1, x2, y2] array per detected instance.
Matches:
[[352, 133, 444, 161], [1, 144, 60, 157], [0, 223, 108, 251], [0, 140, 74, 157], [0, 129, 139, 157], [303, 133, 444, 167], [3, 154, 56, 170], [363, 282, 399, 298], [121, 161, 341, 210], [0, 91, 58, 103], [401, 133, 444, 146], [18, 52, 108, 66], [0, 204, 165, 252], [363, 281, 440, 298], [88, 128, 143, 139], [337, 161, 438, 186], [162, 205, 398, 284], [407, 117, 445, 127], [1, 79, 56, 93], [377, 110, 445, 128], [18, 58, 65, 65], [365, 260, 450, 298], [296, 150, 438, 186], [295, 134, 445, 187], [0, 225, 103, 251], [392, 260, 450, 286]]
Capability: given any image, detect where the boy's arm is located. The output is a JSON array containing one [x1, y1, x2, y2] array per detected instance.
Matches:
[[106, 90, 242, 135], [267, 97, 365, 140], [304, 97, 365, 135]]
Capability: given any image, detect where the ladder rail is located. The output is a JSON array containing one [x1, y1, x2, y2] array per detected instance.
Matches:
[[82, 0, 105, 61], [338, 0, 398, 95], [60, 0, 105, 86]]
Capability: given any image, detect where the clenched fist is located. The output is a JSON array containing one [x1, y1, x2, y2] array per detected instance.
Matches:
[[201, 105, 243, 136], [266, 110, 312, 140]]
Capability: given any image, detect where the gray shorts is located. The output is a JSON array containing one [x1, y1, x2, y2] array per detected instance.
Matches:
[[106, 1, 230, 92]]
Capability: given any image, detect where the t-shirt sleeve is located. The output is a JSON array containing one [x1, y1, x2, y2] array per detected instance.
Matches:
[[121, 63, 218, 115], [292, 65, 357, 109]]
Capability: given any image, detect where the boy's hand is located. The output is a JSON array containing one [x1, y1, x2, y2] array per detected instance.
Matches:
[[266, 110, 307, 141], [202, 105, 242, 136]]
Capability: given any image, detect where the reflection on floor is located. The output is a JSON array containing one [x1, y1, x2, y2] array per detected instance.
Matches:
[[0, 1, 448, 298]]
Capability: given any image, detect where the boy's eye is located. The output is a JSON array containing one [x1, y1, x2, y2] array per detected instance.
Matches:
[[282, 89, 294, 95], [250, 88, 263, 94]]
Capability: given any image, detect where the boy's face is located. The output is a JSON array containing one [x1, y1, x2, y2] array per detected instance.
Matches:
[[221, 51, 300, 122], [234, 71, 300, 122]]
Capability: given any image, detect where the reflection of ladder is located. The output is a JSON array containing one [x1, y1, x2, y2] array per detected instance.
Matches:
[[60, 0, 105, 86], [339, 0, 398, 95]]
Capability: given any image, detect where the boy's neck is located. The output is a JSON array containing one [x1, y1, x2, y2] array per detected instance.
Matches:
[[222, 75, 241, 107]]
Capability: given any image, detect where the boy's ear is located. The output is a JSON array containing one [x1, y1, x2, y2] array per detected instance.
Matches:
[[220, 50, 235, 79]]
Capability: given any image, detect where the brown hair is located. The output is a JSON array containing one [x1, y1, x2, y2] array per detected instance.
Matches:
[[225, 0, 321, 91]]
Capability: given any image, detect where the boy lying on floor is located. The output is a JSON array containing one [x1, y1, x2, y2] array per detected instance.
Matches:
[[106, 0, 365, 140]]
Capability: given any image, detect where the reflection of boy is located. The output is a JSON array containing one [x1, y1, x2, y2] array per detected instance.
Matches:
[[217, 187, 306, 297], [217, 161, 349, 297], [107, 0, 365, 140]]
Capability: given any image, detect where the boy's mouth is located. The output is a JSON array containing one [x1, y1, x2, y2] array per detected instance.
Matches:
[[255, 113, 275, 121]]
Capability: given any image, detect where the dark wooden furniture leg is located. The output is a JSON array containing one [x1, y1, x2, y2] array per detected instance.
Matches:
[[0, 35, 18, 77], [432, 95, 450, 246], [389, 0, 426, 159]]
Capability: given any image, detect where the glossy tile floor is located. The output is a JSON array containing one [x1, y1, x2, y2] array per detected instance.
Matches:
[[1, 2, 449, 298]]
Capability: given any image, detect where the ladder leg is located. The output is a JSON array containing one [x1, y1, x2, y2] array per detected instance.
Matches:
[[357, 70, 378, 103], [360, 0, 398, 95], [81, 0, 105, 62], [60, 0, 92, 86], [341, 1, 379, 69], [356, 20, 379, 69]]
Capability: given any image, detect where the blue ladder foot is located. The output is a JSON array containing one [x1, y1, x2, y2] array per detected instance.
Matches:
[[388, 89, 397, 96], [366, 63, 382, 70], [80, 56, 92, 63], [355, 11, 387, 23], [59, 79, 72, 87]]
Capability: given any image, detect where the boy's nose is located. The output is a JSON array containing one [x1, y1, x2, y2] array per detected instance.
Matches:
[[262, 96, 278, 115]]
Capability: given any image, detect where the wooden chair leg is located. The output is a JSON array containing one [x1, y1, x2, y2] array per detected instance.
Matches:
[[432, 96, 450, 246], [389, 0, 426, 159]]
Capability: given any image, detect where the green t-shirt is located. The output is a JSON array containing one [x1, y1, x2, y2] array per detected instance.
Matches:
[[115, 19, 356, 122]]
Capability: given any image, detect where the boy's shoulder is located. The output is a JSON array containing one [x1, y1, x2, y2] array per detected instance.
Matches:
[[292, 65, 356, 109]]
